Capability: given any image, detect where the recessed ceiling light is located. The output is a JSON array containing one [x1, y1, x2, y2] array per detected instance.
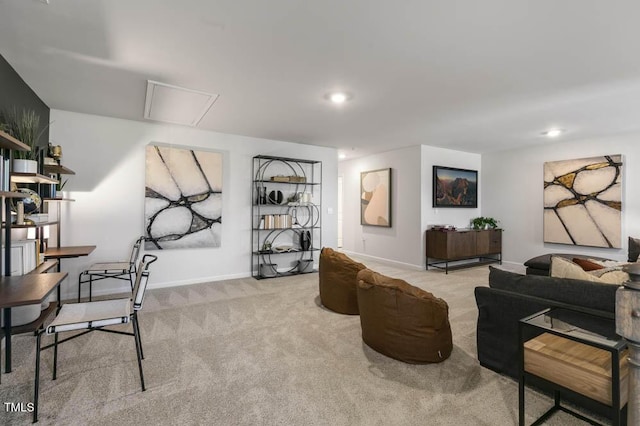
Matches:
[[326, 91, 352, 104], [338, 153, 346, 159], [331, 93, 347, 103], [542, 128, 564, 138]]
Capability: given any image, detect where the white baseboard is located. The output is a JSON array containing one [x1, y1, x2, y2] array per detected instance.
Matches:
[[340, 250, 423, 271], [149, 271, 252, 290]]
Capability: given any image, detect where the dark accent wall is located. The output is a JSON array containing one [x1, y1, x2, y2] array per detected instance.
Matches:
[[0, 54, 50, 152]]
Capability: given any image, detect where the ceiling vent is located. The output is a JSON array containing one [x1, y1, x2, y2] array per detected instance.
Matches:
[[144, 80, 219, 127]]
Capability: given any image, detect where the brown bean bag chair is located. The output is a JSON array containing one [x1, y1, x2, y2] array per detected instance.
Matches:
[[319, 247, 366, 314], [356, 268, 453, 363]]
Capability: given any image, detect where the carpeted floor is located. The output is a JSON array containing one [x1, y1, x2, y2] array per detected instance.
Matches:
[[1, 258, 598, 425]]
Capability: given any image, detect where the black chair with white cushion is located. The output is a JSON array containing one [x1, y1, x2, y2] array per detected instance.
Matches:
[[77, 236, 145, 302], [33, 254, 157, 423]]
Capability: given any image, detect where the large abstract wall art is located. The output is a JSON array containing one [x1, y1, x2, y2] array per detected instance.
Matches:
[[360, 168, 392, 227], [543, 154, 622, 248], [145, 144, 223, 250]]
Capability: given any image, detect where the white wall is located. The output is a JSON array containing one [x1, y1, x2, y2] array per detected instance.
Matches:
[[338, 145, 481, 269], [50, 109, 338, 298], [482, 133, 640, 265], [339, 146, 422, 268]]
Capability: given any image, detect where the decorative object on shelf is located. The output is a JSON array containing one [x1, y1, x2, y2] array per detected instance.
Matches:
[[268, 190, 283, 204], [360, 168, 392, 227], [48, 143, 63, 161], [0, 108, 49, 172], [471, 217, 499, 230], [297, 259, 313, 273], [145, 144, 223, 250], [260, 263, 278, 277], [16, 200, 24, 224], [273, 244, 295, 253], [269, 175, 307, 183], [287, 204, 320, 228], [544, 154, 622, 248], [257, 186, 267, 204], [43, 156, 57, 166], [299, 230, 311, 251], [264, 214, 275, 229], [11, 187, 42, 215], [433, 165, 478, 208]]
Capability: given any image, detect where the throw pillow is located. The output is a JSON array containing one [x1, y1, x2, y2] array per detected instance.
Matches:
[[629, 237, 640, 262], [551, 256, 629, 285], [572, 257, 605, 272]]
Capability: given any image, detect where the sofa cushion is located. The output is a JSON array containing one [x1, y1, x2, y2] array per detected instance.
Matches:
[[629, 237, 640, 262], [524, 253, 612, 271], [572, 257, 605, 272], [488, 266, 618, 313], [550, 256, 629, 285]]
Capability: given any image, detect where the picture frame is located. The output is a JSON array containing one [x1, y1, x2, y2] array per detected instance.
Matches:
[[360, 168, 392, 227], [432, 166, 477, 208]]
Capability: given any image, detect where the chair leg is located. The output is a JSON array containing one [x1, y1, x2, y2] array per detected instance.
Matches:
[[134, 314, 144, 360], [89, 275, 93, 302], [52, 332, 59, 380], [132, 314, 146, 391], [128, 271, 134, 291], [77, 273, 83, 303], [34, 332, 42, 423]]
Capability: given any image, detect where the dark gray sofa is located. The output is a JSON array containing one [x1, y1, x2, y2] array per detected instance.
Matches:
[[475, 266, 618, 379]]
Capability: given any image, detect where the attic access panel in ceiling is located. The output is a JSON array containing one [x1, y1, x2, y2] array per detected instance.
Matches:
[[144, 80, 219, 127]]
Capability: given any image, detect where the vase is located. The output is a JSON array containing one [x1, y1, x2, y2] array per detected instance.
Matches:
[[257, 187, 267, 205], [299, 230, 311, 251], [13, 159, 38, 173]]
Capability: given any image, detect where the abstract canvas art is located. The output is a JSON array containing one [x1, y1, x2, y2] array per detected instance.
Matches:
[[543, 154, 622, 248], [145, 144, 222, 249], [360, 168, 391, 227]]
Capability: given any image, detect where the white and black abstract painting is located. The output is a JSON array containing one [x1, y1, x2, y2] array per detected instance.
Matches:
[[145, 144, 222, 250], [543, 154, 622, 248]]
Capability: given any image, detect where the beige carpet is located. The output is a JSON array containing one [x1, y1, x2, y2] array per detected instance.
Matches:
[[1, 258, 599, 425]]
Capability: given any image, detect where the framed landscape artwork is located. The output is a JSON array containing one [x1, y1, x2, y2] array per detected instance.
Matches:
[[432, 166, 478, 208], [360, 168, 392, 227], [145, 144, 223, 250], [543, 154, 622, 248]]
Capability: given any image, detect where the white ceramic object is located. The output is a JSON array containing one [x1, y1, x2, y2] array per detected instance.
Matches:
[[13, 159, 38, 173]]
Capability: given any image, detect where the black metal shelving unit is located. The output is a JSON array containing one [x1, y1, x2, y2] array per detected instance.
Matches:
[[251, 155, 322, 279]]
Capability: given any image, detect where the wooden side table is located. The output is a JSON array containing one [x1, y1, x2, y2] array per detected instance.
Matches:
[[519, 308, 627, 425]]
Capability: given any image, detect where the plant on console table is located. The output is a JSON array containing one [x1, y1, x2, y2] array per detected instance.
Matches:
[[471, 216, 499, 230], [0, 108, 47, 173]]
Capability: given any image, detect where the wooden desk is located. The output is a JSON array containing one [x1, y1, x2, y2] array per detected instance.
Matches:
[[1, 272, 68, 372], [44, 245, 96, 259]]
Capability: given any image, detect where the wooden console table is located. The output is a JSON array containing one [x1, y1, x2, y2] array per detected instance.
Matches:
[[425, 228, 502, 273]]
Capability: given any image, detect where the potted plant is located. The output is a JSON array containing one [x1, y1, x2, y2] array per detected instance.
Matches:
[[471, 217, 499, 230], [0, 108, 47, 173]]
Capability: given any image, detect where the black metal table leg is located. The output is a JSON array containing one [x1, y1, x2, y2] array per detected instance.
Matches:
[[3, 307, 11, 373]]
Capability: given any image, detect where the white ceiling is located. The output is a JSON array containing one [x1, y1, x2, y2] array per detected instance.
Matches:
[[2, 0, 640, 159]]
